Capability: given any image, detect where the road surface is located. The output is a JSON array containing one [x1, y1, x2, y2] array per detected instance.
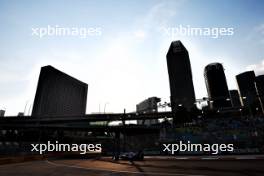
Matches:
[[0, 156, 264, 176]]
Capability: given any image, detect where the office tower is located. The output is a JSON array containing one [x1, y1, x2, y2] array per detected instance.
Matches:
[[136, 97, 161, 125], [17, 112, 24, 117], [204, 63, 231, 109], [255, 75, 264, 113], [166, 41, 196, 112], [236, 71, 258, 107], [32, 65, 88, 117], [0, 110, 5, 117], [136, 97, 161, 113], [229, 90, 241, 107]]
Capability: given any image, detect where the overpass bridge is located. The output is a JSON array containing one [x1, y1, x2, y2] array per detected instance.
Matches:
[[0, 111, 175, 131], [0, 112, 175, 158]]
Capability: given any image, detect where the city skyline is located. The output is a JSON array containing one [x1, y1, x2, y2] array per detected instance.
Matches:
[[1, 40, 263, 116], [0, 0, 264, 115]]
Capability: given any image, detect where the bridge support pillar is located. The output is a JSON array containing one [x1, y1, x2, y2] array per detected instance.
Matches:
[[113, 131, 120, 160]]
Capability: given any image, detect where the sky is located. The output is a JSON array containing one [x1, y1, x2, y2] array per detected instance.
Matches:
[[0, 0, 264, 116]]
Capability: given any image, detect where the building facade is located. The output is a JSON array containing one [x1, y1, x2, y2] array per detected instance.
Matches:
[[236, 71, 257, 107], [229, 90, 241, 108], [136, 97, 161, 113], [0, 110, 5, 117], [204, 63, 231, 109], [255, 75, 264, 114], [136, 97, 161, 125], [166, 41, 196, 112], [32, 65, 88, 117]]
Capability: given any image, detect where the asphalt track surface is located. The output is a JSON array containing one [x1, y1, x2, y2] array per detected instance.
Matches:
[[0, 156, 264, 176]]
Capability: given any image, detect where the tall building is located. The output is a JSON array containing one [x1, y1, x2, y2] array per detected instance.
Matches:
[[0, 110, 5, 117], [166, 41, 196, 112], [229, 90, 241, 108], [236, 71, 258, 107], [204, 63, 231, 109], [32, 65, 88, 117], [136, 97, 161, 113], [17, 112, 24, 117], [255, 75, 264, 113], [136, 97, 161, 125]]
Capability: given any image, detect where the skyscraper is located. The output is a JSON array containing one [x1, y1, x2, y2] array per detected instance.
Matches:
[[204, 63, 231, 109], [166, 41, 196, 112], [255, 75, 264, 113], [236, 71, 258, 108], [32, 65, 88, 117], [229, 90, 241, 108], [0, 110, 5, 117]]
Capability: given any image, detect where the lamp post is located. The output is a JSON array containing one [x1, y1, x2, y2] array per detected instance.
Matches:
[[104, 102, 109, 114]]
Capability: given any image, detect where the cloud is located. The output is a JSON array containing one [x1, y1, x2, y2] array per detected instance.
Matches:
[[246, 23, 264, 44], [256, 24, 264, 35], [246, 60, 264, 75], [132, 0, 185, 38], [133, 30, 146, 40], [140, 1, 178, 28], [256, 24, 264, 44]]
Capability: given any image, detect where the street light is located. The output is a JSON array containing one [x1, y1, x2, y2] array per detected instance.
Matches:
[[104, 102, 109, 114]]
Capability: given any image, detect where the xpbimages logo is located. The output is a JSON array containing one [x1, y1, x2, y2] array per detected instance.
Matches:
[[160, 25, 234, 39], [31, 141, 102, 154], [31, 25, 102, 38], [163, 141, 234, 155]]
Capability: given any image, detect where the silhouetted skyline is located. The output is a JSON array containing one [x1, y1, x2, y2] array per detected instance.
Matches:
[[0, 1, 264, 115]]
